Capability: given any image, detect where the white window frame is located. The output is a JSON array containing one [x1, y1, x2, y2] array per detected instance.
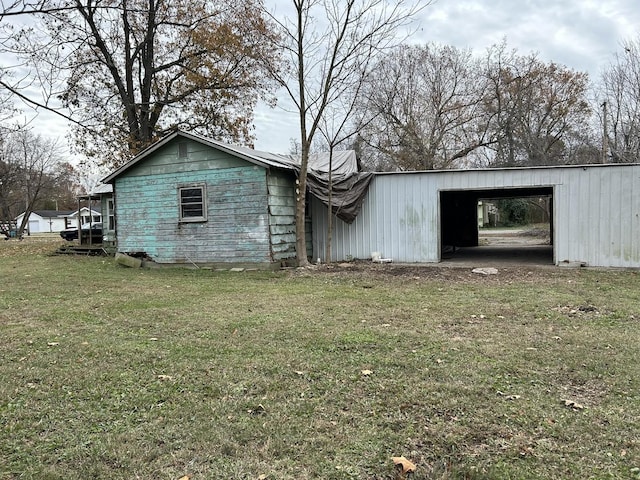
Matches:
[[107, 198, 115, 231], [179, 184, 207, 222]]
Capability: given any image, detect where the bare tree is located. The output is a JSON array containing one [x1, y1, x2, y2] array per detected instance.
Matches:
[[317, 73, 373, 262], [481, 42, 592, 167], [0, 1, 80, 128], [0, 129, 64, 235], [0, 141, 21, 223], [267, 0, 424, 266], [357, 43, 493, 171], [599, 37, 640, 163], [1, 0, 280, 168]]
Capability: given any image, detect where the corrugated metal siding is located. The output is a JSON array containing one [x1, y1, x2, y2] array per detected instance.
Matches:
[[115, 138, 273, 265], [551, 166, 640, 267], [312, 164, 640, 268], [313, 174, 440, 262]]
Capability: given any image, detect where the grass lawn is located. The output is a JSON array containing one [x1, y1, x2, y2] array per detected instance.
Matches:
[[1, 239, 639, 479]]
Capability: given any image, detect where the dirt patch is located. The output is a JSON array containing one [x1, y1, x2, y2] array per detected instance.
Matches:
[[480, 227, 550, 246], [295, 260, 557, 284]]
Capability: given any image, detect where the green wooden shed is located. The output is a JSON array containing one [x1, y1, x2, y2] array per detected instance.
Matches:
[[102, 131, 300, 267]]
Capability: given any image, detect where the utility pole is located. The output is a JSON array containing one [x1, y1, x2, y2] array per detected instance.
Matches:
[[601, 101, 608, 164]]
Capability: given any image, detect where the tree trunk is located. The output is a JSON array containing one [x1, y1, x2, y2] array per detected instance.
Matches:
[[294, 2, 310, 267], [295, 170, 309, 267]]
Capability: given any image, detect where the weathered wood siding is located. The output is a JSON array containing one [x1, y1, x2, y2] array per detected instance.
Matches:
[[266, 170, 297, 262], [115, 138, 274, 265]]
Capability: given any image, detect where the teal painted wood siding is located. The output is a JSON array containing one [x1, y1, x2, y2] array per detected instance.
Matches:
[[115, 138, 275, 265], [267, 170, 296, 262]]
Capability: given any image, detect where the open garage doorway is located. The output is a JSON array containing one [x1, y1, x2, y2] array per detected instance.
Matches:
[[440, 187, 554, 265]]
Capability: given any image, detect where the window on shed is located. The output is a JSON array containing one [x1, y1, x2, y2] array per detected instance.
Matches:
[[179, 184, 207, 222]]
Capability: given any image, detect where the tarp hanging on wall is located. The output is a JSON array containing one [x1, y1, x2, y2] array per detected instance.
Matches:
[[304, 151, 372, 224], [306, 171, 374, 224], [253, 149, 373, 224]]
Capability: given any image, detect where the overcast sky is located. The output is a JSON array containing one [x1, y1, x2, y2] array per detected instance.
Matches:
[[253, 0, 640, 153], [4, 0, 640, 161]]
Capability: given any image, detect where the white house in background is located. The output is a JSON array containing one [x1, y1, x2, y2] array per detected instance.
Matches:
[[15, 210, 73, 233], [15, 207, 102, 234], [67, 206, 102, 226]]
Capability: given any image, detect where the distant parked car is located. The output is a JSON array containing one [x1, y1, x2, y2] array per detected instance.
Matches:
[[60, 222, 103, 242]]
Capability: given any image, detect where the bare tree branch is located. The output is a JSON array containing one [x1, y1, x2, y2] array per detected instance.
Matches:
[[268, 0, 426, 266]]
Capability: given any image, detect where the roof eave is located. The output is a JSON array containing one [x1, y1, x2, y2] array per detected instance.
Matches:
[[101, 130, 296, 184]]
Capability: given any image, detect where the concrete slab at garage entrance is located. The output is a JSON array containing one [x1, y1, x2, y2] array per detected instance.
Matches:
[[442, 245, 554, 266]]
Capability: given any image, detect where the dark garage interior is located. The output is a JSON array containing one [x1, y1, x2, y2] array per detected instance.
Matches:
[[440, 187, 554, 265]]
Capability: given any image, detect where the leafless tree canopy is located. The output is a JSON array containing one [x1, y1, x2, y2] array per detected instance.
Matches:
[[268, 0, 426, 265], [600, 36, 640, 163], [0, 130, 79, 234], [355, 41, 593, 171], [356, 43, 491, 171]]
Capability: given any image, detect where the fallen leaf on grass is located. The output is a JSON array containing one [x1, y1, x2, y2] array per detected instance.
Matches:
[[157, 374, 173, 381], [562, 399, 585, 410], [497, 391, 521, 400], [391, 456, 416, 473], [248, 404, 266, 415], [361, 369, 373, 376]]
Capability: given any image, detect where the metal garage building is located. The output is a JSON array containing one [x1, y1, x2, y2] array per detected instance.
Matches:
[[310, 163, 640, 268]]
